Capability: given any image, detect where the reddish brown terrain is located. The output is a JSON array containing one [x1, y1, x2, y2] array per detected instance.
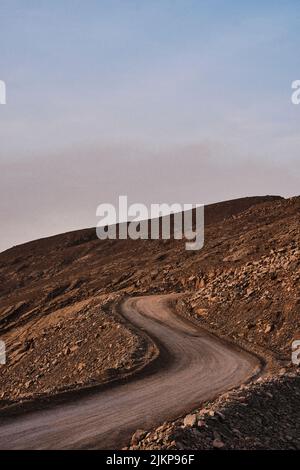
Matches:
[[0, 194, 299, 449]]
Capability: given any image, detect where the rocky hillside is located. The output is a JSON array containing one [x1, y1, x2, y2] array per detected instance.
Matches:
[[183, 196, 300, 361], [0, 194, 299, 408]]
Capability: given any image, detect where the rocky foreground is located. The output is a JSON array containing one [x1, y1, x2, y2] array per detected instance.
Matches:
[[127, 372, 300, 450]]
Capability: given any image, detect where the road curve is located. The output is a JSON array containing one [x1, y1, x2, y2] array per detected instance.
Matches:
[[0, 295, 261, 449]]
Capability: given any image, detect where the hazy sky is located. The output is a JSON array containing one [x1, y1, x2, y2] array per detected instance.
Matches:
[[0, 0, 300, 252]]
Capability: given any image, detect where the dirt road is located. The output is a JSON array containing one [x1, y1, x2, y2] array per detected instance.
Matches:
[[0, 295, 260, 449]]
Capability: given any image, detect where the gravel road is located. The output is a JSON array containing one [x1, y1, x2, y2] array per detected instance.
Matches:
[[0, 295, 260, 449]]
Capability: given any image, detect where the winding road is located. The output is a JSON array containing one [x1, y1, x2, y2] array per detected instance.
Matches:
[[0, 295, 261, 449]]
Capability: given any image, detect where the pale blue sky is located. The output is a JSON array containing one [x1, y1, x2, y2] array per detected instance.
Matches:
[[0, 1, 300, 251]]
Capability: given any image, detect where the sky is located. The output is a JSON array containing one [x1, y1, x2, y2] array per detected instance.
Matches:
[[0, 0, 300, 252]]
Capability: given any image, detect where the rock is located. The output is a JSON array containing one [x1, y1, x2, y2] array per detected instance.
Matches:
[[131, 429, 147, 445], [197, 419, 206, 428], [213, 430, 222, 440], [195, 307, 208, 316], [213, 438, 225, 449], [183, 414, 197, 427], [23, 338, 35, 351], [215, 410, 226, 420], [264, 324, 273, 334], [232, 428, 242, 436], [175, 441, 185, 450], [24, 380, 32, 389], [246, 288, 255, 297]]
